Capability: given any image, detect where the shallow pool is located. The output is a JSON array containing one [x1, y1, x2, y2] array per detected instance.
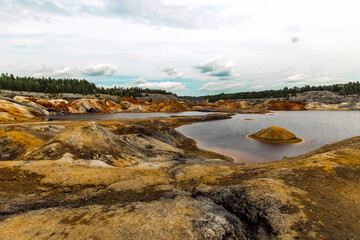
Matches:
[[177, 111, 360, 163]]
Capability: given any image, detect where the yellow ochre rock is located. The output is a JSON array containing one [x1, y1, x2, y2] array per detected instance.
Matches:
[[249, 126, 302, 144]]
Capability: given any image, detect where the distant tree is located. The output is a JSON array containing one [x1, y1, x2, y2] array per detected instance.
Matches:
[[203, 82, 360, 102], [2, 73, 358, 100]]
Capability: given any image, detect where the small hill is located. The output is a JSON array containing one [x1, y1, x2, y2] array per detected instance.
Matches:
[[214, 100, 251, 110], [249, 126, 302, 144], [0, 97, 49, 122], [147, 100, 189, 112]]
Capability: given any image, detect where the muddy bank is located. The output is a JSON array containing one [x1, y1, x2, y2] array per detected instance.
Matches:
[[0, 114, 359, 239]]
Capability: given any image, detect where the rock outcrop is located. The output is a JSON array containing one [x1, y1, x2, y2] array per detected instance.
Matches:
[[1, 92, 359, 123], [0, 115, 360, 239], [262, 100, 306, 111], [190, 100, 263, 113], [0, 97, 192, 122], [147, 100, 190, 112], [291, 90, 360, 104], [214, 100, 251, 110], [304, 101, 355, 110], [0, 97, 50, 122], [249, 126, 302, 144], [13, 96, 128, 114]]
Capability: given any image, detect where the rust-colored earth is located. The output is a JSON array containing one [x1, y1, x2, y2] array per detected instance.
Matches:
[[249, 126, 303, 144], [266, 100, 306, 111], [1, 93, 358, 123]]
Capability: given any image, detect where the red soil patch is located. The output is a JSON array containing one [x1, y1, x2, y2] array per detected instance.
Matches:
[[26, 97, 70, 110], [122, 97, 148, 105], [266, 101, 306, 111], [149, 100, 189, 112], [216, 100, 250, 110]]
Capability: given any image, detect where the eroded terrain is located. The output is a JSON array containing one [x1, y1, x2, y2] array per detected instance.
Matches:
[[0, 114, 359, 239], [2, 90, 360, 123]]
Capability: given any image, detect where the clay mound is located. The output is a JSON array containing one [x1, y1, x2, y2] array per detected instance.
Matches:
[[355, 102, 360, 110], [148, 100, 189, 112], [216, 100, 250, 110], [0, 99, 47, 122], [304, 102, 342, 110], [95, 99, 122, 113], [186, 102, 215, 110], [213, 100, 226, 107], [15, 96, 70, 110], [266, 101, 306, 111], [13, 96, 125, 114], [23, 122, 136, 162], [253, 103, 267, 110], [30, 98, 70, 109], [190, 105, 215, 111], [122, 97, 148, 105], [69, 99, 124, 113], [249, 126, 302, 144]]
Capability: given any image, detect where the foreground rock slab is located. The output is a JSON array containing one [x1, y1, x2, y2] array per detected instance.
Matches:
[[0, 115, 359, 239]]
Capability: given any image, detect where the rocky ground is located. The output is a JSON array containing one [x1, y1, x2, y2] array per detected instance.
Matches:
[[0, 95, 265, 122], [0, 114, 359, 239], [2, 90, 360, 123], [291, 90, 360, 104]]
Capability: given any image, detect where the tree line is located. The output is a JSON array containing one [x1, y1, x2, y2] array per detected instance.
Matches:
[[203, 82, 360, 102], [0, 73, 176, 97]]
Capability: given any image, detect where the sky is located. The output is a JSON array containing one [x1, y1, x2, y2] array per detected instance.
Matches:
[[1, 0, 359, 96]]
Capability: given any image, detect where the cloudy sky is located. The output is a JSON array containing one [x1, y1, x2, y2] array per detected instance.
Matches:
[[1, 0, 359, 96]]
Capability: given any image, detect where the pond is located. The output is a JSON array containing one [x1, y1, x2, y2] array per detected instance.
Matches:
[[177, 111, 360, 163]]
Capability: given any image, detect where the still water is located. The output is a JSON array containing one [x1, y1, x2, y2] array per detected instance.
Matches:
[[44, 111, 212, 121], [177, 111, 360, 163]]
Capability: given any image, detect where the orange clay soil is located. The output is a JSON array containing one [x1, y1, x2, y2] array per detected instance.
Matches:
[[249, 126, 302, 144], [266, 100, 306, 111]]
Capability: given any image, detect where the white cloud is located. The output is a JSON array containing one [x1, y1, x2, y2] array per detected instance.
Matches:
[[279, 71, 344, 88], [199, 81, 243, 92], [195, 57, 236, 78], [175, 72, 184, 78], [251, 85, 264, 90], [286, 74, 305, 82], [104, 0, 210, 28], [2, 0, 360, 95], [33, 67, 77, 78], [81, 63, 118, 77], [134, 77, 147, 84], [99, 78, 186, 92], [161, 66, 184, 78], [138, 81, 186, 91]]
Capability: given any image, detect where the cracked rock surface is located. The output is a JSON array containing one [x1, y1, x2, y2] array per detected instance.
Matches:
[[0, 114, 359, 239]]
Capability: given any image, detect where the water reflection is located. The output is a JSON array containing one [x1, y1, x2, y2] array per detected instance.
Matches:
[[177, 111, 360, 163]]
